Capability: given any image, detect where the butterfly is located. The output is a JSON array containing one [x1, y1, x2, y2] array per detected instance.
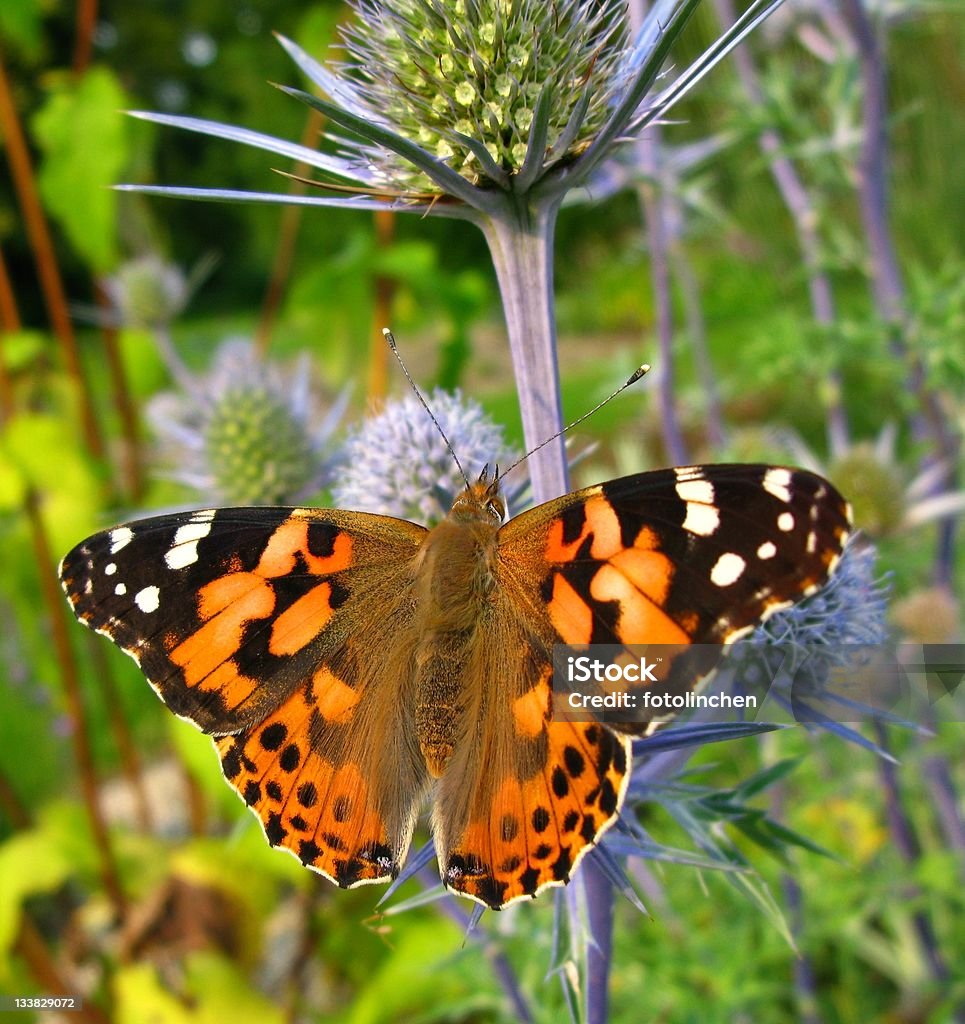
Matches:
[[60, 463, 850, 909]]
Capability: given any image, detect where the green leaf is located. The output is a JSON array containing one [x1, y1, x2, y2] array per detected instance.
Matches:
[[32, 67, 131, 272], [344, 918, 489, 1024], [183, 952, 285, 1024], [733, 757, 801, 799], [0, 330, 47, 373], [0, 412, 104, 555], [115, 964, 192, 1024], [0, 832, 72, 965], [0, 0, 43, 54], [0, 450, 26, 511], [115, 953, 286, 1024], [0, 801, 99, 969]]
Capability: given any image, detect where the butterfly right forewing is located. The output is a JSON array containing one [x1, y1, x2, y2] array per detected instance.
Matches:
[[510, 463, 852, 725]]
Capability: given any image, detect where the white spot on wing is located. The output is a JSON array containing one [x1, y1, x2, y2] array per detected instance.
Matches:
[[115, 583, 127, 596], [710, 552, 746, 587], [777, 512, 795, 532], [676, 478, 714, 504], [682, 502, 720, 536], [763, 468, 793, 503], [104, 563, 117, 576], [134, 585, 160, 613], [806, 531, 817, 553], [757, 541, 777, 560], [165, 518, 214, 571], [109, 527, 134, 553]]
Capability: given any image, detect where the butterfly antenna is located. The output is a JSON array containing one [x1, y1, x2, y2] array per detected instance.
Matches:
[[383, 328, 472, 490], [501, 363, 651, 481]]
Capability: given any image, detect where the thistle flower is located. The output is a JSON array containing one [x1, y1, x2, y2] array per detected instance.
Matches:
[[85, 253, 219, 392], [777, 425, 965, 541], [122, 0, 787, 501], [891, 587, 962, 644], [331, 389, 526, 525], [146, 339, 345, 505], [100, 255, 191, 330], [339, 0, 630, 190], [744, 541, 889, 652]]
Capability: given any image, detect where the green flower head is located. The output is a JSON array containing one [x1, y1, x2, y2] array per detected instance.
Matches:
[[341, 0, 628, 189], [147, 339, 346, 505]]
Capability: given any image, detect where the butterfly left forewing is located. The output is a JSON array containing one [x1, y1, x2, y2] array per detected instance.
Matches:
[[60, 506, 433, 889]]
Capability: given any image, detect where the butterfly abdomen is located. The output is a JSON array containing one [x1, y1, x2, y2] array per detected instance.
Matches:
[[411, 513, 499, 776]]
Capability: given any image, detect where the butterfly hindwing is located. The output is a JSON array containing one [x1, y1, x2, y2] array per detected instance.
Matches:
[[60, 506, 432, 887], [433, 645, 631, 909]]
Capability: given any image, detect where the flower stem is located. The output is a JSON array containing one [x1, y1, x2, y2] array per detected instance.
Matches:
[[873, 722, 950, 986], [583, 858, 615, 1024], [838, 0, 959, 586], [479, 197, 569, 503]]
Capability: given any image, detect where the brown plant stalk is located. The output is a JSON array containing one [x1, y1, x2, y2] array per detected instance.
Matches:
[[15, 916, 111, 1024], [367, 209, 397, 405], [23, 488, 127, 919], [256, 107, 327, 353], [84, 636, 153, 833], [0, 764, 31, 829], [0, 244, 18, 420], [73, 0, 98, 77], [0, 49, 104, 457], [95, 284, 144, 500]]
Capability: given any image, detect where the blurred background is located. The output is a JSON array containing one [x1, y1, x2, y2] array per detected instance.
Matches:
[[0, 1, 962, 1021]]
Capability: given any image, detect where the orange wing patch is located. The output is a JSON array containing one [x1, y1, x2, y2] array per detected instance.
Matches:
[[256, 519, 353, 577], [169, 575, 275, 686], [540, 495, 690, 647], [268, 583, 338, 657], [544, 491, 621, 562]]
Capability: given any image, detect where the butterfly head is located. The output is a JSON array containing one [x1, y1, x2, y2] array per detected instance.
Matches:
[[448, 464, 507, 525]]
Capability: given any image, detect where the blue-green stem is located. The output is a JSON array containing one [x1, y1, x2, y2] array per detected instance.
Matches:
[[480, 192, 613, 1023], [478, 195, 569, 503]]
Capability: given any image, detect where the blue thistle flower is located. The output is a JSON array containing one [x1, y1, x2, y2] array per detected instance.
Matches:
[[331, 389, 527, 525], [146, 338, 346, 506], [122, 0, 787, 501]]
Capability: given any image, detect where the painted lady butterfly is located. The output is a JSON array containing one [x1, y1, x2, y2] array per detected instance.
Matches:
[[60, 463, 850, 909]]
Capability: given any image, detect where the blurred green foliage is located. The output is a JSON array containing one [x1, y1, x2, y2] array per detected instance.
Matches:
[[0, 0, 962, 1022]]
